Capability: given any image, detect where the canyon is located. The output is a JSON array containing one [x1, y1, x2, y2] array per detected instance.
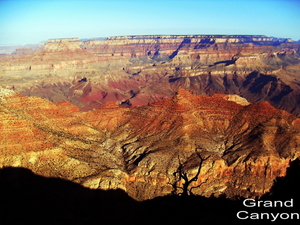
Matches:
[[0, 35, 300, 201]]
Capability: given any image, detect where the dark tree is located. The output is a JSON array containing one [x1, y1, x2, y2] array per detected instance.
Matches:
[[170, 150, 210, 197]]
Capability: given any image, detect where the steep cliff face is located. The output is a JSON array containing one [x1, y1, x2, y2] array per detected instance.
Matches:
[[1, 88, 299, 200], [0, 35, 300, 114]]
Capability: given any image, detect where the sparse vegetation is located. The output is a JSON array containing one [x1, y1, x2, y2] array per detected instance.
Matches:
[[169, 149, 210, 197]]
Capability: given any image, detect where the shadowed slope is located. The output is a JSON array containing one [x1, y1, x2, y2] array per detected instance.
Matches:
[[1, 165, 299, 224]]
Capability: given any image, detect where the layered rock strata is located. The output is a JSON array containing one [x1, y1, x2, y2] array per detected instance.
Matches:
[[0, 88, 299, 200], [0, 35, 300, 114]]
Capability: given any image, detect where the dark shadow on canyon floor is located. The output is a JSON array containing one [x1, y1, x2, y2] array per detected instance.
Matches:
[[0, 160, 299, 224]]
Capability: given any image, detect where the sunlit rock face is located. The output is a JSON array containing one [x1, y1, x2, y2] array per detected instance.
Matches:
[[0, 88, 299, 200], [0, 35, 300, 114]]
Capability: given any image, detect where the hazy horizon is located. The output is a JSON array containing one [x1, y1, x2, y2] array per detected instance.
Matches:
[[0, 0, 299, 45]]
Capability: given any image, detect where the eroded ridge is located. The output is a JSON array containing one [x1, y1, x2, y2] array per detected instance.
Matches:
[[0, 88, 299, 200]]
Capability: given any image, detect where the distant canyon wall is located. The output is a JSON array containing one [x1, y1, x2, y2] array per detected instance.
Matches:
[[0, 35, 299, 114]]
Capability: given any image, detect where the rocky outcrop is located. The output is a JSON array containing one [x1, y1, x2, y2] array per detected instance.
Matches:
[[0, 88, 299, 201], [10, 47, 36, 56], [44, 39, 82, 52]]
